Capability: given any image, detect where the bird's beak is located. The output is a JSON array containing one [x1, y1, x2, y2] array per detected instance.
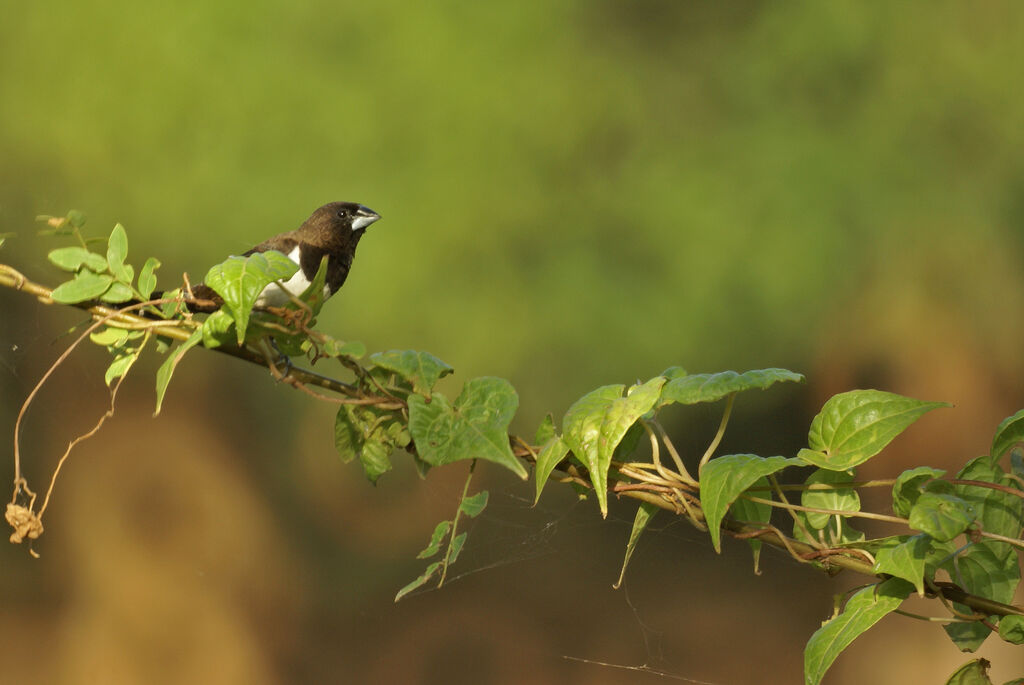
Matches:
[[351, 206, 381, 231]]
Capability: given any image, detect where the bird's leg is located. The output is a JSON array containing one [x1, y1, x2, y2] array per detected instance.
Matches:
[[255, 337, 290, 381]]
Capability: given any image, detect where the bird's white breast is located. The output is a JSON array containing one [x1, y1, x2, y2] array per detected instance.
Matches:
[[254, 246, 331, 307]]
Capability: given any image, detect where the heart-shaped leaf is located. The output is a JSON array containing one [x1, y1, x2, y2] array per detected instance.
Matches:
[[408, 376, 525, 478], [204, 250, 299, 343], [798, 390, 950, 471]]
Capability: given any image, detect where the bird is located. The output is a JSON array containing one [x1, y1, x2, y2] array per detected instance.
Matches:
[[183, 201, 380, 313]]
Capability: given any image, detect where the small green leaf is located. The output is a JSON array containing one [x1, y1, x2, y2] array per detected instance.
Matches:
[[991, 409, 1024, 465], [614, 501, 658, 589], [944, 620, 992, 653], [944, 658, 992, 685], [47, 246, 108, 272], [104, 348, 142, 386], [534, 435, 570, 504], [153, 328, 203, 416], [459, 491, 489, 518], [106, 223, 132, 282], [137, 257, 161, 299], [699, 454, 803, 553], [660, 368, 803, 406], [417, 521, 452, 559], [534, 414, 555, 447], [333, 404, 396, 483], [803, 578, 912, 685], [295, 255, 330, 315], [955, 457, 1023, 544], [408, 377, 525, 478], [559, 379, 664, 518], [201, 310, 236, 349], [50, 271, 114, 303], [892, 466, 947, 517], [369, 350, 453, 397], [358, 438, 393, 483], [66, 209, 87, 228], [99, 281, 135, 303], [394, 561, 441, 602], [90, 327, 132, 347], [998, 615, 1024, 645], [560, 385, 621, 516], [204, 250, 299, 343], [802, 469, 860, 529], [872, 534, 930, 596], [800, 390, 950, 471], [448, 531, 467, 564], [592, 377, 666, 517], [322, 337, 365, 358], [729, 476, 772, 573], [952, 542, 1021, 606], [908, 493, 975, 542]]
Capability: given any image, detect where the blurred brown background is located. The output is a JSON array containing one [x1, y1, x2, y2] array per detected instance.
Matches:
[[2, 1, 1023, 683]]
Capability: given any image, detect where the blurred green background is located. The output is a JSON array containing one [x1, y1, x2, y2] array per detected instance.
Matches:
[[3, 2, 1024, 683]]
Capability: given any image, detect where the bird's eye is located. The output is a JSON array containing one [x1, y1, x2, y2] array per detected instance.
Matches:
[[336, 209, 347, 218]]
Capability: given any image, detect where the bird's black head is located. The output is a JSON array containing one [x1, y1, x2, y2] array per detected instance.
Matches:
[[304, 201, 381, 241]]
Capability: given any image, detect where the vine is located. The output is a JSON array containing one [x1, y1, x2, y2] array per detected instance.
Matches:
[[2, 212, 1023, 685]]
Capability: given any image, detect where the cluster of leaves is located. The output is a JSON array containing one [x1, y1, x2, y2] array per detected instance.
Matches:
[[528, 371, 1024, 684], [7, 214, 1024, 685]]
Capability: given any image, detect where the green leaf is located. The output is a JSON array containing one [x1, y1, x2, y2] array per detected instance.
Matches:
[[799, 390, 950, 471], [106, 223, 131, 282], [991, 409, 1024, 465], [448, 531, 468, 564], [944, 620, 992, 653], [872, 534, 930, 596], [296, 255, 330, 315], [333, 404, 395, 483], [534, 414, 555, 447], [153, 329, 203, 416], [955, 457, 1023, 543], [660, 365, 688, 380], [944, 659, 993, 685], [909, 493, 975, 542], [204, 250, 299, 344], [394, 561, 441, 602], [614, 501, 657, 589], [953, 542, 1020, 605], [66, 209, 87, 229], [801, 469, 860, 529], [660, 368, 804, 406], [99, 281, 134, 304], [201, 310, 237, 349], [892, 466, 947, 517], [369, 350, 453, 397], [459, 491, 489, 518], [534, 435, 569, 504], [729, 476, 772, 573], [559, 379, 665, 517], [408, 377, 525, 478], [50, 271, 114, 303], [322, 337, 365, 358], [90, 327, 132, 347], [417, 521, 451, 559], [137, 257, 161, 300], [803, 578, 912, 685], [998, 615, 1024, 645], [47, 246, 108, 272], [104, 348, 142, 386], [699, 454, 803, 553], [594, 377, 665, 516]]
